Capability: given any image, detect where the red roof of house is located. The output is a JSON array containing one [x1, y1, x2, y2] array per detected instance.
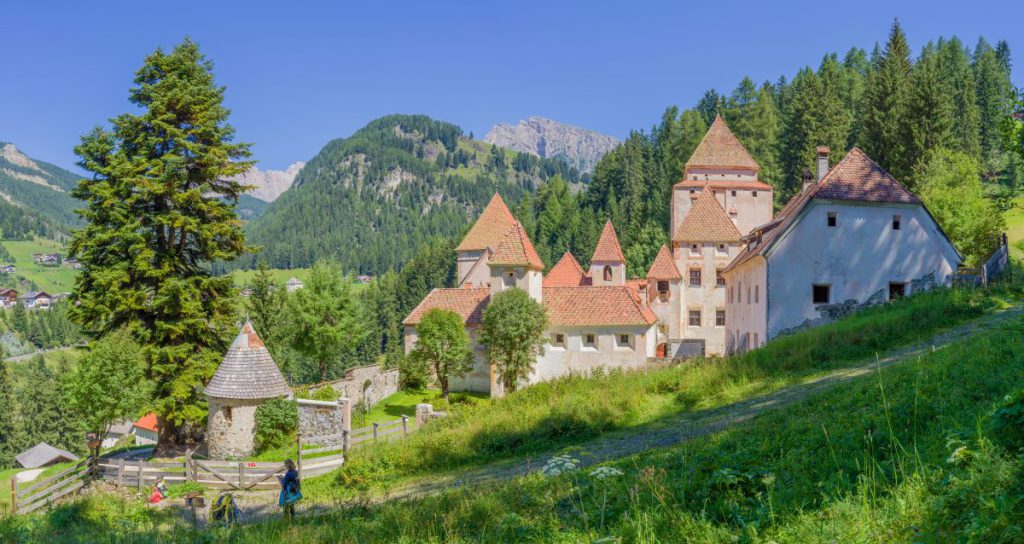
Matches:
[[646, 245, 682, 280], [685, 115, 760, 171], [591, 221, 626, 263], [403, 288, 490, 326], [726, 148, 936, 273], [490, 221, 545, 270], [543, 286, 657, 326], [544, 252, 590, 287], [455, 193, 517, 252], [673, 186, 742, 242], [133, 413, 158, 433]]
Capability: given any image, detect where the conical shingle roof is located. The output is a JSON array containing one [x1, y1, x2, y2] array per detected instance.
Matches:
[[685, 114, 760, 171], [456, 193, 517, 251], [591, 220, 626, 263], [673, 186, 742, 242], [646, 245, 682, 280], [490, 221, 545, 269], [205, 322, 292, 400]]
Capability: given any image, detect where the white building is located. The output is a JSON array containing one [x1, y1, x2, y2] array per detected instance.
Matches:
[[723, 148, 962, 353]]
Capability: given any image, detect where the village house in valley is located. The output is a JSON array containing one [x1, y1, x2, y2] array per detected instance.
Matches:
[[403, 115, 961, 395], [723, 147, 961, 352]]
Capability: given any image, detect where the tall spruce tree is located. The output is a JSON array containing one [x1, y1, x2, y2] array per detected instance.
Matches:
[[0, 358, 20, 468], [861, 20, 913, 180], [937, 37, 982, 160], [973, 37, 1013, 176], [69, 39, 252, 445], [16, 356, 80, 454], [904, 48, 954, 180]]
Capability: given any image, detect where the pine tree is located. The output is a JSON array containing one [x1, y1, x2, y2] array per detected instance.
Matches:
[[696, 90, 722, 126], [904, 48, 954, 180], [861, 20, 913, 180], [16, 357, 80, 454], [973, 37, 1013, 176], [937, 37, 982, 160], [69, 39, 252, 445], [724, 80, 782, 190], [0, 357, 20, 468]]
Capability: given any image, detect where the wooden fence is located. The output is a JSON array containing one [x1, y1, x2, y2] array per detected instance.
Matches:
[[10, 458, 93, 515]]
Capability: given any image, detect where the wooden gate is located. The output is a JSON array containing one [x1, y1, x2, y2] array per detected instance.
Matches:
[[10, 459, 93, 515]]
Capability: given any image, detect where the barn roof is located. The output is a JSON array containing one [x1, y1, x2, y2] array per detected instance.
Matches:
[[204, 322, 292, 400], [15, 442, 79, 469]]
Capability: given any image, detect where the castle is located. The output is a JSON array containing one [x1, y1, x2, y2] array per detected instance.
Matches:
[[404, 115, 961, 396]]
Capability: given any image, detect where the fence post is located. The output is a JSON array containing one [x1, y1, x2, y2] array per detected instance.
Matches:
[[11, 478, 17, 514], [136, 460, 144, 493], [117, 459, 125, 488], [342, 430, 349, 452], [401, 415, 409, 435], [296, 432, 303, 481], [238, 462, 245, 489], [185, 448, 194, 483], [373, 422, 379, 441]]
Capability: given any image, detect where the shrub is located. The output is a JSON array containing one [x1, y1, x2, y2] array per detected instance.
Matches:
[[253, 398, 299, 452], [398, 354, 431, 390]]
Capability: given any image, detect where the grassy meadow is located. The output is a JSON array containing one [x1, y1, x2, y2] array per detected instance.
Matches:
[[1006, 197, 1024, 259], [0, 239, 77, 293], [1, 291, 1021, 542]]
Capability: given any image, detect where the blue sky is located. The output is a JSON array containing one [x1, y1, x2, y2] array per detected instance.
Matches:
[[1, 0, 1021, 172]]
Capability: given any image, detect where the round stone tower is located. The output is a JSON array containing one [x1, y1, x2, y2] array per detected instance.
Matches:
[[204, 322, 292, 458]]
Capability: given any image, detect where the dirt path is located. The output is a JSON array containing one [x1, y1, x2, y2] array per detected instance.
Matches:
[[387, 303, 1024, 500]]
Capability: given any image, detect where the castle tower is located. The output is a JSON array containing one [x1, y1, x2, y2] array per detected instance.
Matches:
[[646, 244, 682, 342], [671, 114, 773, 237], [589, 220, 626, 286], [455, 193, 517, 288], [204, 322, 292, 458], [488, 220, 545, 302]]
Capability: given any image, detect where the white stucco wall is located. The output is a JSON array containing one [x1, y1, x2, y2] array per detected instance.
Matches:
[[671, 180, 772, 237], [673, 241, 740, 355], [535, 325, 656, 382], [722, 256, 768, 354], [456, 250, 490, 287], [764, 200, 960, 339], [589, 261, 626, 286], [490, 266, 543, 301], [647, 278, 681, 340]]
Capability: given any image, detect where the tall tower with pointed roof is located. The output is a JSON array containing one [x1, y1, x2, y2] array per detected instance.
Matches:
[[671, 115, 773, 238], [456, 193, 518, 288], [205, 322, 292, 458], [590, 220, 626, 286], [488, 220, 545, 302]]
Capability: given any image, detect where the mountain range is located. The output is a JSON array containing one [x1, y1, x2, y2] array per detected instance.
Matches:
[[232, 161, 305, 202], [239, 114, 586, 274], [484, 116, 620, 174], [0, 142, 82, 239]]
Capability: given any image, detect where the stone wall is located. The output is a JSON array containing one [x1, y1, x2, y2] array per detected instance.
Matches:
[[310, 364, 399, 410], [206, 397, 263, 459], [296, 398, 350, 446]]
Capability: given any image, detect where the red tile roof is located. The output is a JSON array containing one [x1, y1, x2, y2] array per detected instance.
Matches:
[[674, 179, 773, 191], [544, 252, 590, 287], [403, 288, 490, 326], [543, 286, 657, 326], [591, 220, 625, 263], [725, 148, 932, 273], [456, 193, 517, 252], [490, 221, 545, 270], [673, 186, 742, 242], [133, 413, 158, 433], [685, 114, 760, 171], [646, 245, 682, 280]]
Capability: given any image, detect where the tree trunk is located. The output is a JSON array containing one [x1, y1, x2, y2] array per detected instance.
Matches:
[[440, 376, 449, 399]]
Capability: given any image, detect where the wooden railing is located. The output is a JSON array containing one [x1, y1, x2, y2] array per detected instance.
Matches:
[[10, 459, 93, 515]]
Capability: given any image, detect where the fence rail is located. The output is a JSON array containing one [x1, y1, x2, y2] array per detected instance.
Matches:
[[11, 459, 93, 515]]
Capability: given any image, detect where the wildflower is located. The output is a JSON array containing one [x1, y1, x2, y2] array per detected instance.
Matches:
[[541, 454, 579, 477], [590, 466, 624, 480]]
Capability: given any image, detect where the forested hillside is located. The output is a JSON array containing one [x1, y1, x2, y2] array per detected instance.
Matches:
[[239, 114, 583, 273], [517, 24, 1019, 271], [0, 142, 82, 239]]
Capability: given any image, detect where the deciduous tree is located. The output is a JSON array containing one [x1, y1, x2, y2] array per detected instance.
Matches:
[[288, 260, 367, 381], [479, 289, 547, 394], [409, 309, 473, 398]]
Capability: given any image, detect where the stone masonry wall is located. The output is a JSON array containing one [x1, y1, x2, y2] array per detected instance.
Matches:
[[310, 364, 399, 410], [296, 398, 350, 446]]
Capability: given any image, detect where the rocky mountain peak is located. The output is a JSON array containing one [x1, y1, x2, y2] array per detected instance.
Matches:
[[483, 116, 619, 174], [232, 161, 305, 202]]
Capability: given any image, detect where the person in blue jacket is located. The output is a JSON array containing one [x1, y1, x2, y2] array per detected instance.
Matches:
[[278, 459, 302, 519]]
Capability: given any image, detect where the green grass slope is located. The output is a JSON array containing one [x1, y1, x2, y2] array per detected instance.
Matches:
[[3, 289, 1021, 542], [1, 239, 77, 293]]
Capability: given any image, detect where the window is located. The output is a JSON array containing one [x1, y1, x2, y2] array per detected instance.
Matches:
[[754, 285, 759, 303], [747, 286, 751, 304], [690, 189, 697, 199], [716, 309, 726, 327], [813, 284, 831, 304], [223, 406, 232, 423], [752, 190, 758, 197], [728, 286, 733, 303], [551, 333, 566, 348], [689, 243, 701, 256], [889, 282, 906, 301], [503, 271, 514, 289], [688, 309, 702, 327], [738, 282, 743, 302], [616, 334, 633, 350], [603, 265, 613, 282], [689, 268, 702, 287], [892, 215, 901, 230], [583, 334, 597, 349], [827, 212, 837, 227], [657, 280, 670, 302], [731, 190, 737, 197], [716, 243, 728, 256], [716, 269, 726, 287]]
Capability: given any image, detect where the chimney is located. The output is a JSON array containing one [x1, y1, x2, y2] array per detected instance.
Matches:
[[816, 146, 830, 182]]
